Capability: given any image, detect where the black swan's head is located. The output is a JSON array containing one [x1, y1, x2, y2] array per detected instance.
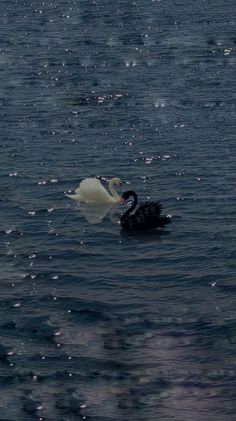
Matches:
[[121, 190, 137, 204]]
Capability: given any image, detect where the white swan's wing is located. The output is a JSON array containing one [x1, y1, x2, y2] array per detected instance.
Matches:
[[74, 178, 112, 203], [79, 203, 112, 224]]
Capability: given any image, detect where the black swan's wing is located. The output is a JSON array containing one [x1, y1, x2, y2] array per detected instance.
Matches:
[[122, 201, 167, 230], [137, 201, 162, 217], [134, 202, 163, 228]]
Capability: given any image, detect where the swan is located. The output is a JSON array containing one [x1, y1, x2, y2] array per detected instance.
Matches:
[[66, 177, 123, 203], [120, 191, 171, 231]]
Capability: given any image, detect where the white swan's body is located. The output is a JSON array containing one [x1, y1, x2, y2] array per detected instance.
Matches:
[[66, 177, 122, 203]]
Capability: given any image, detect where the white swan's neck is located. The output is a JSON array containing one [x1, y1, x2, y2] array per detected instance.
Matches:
[[109, 179, 120, 201]]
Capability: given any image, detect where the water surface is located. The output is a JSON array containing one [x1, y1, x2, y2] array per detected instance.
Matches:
[[1, 0, 236, 420]]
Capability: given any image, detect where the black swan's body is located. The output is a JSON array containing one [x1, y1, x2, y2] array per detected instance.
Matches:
[[120, 191, 171, 231]]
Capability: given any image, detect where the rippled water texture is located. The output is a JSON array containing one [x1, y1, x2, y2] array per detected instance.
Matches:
[[1, 0, 236, 420]]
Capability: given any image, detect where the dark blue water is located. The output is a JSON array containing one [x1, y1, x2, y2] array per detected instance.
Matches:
[[1, 0, 236, 419]]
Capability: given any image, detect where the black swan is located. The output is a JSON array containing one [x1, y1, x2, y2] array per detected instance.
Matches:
[[120, 191, 171, 231]]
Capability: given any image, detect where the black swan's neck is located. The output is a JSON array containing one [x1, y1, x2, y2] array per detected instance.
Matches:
[[122, 191, 138, 218]]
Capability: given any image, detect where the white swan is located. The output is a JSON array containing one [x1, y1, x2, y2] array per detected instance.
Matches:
[[66, 177, 123, 203]]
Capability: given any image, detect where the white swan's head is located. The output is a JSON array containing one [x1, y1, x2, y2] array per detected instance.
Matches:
[[110, 177, 122, 187]]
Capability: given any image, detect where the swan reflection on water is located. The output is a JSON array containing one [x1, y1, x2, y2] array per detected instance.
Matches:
[[78, 202, 120, 224], [77, 204, 172, 240], [120, 228, 171, 242]]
